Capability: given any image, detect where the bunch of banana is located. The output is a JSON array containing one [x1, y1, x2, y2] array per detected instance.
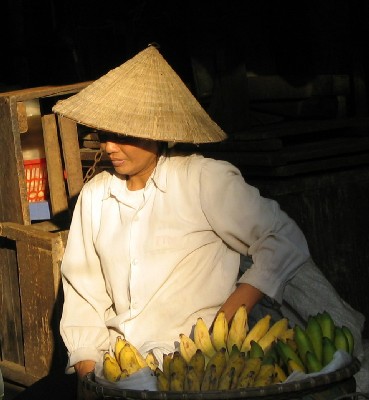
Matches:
[[103, 335, 148, 382]]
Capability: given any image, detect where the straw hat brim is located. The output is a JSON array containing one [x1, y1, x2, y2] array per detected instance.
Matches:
[[52, 45, 227, 144]]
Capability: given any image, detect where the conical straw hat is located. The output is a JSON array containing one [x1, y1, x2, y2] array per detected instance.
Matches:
[[53, 45, 227, 144]]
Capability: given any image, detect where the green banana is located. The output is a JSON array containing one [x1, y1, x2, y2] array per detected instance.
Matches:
[[305, 315, 323, 363], [249, 340, 264, 359], [276, 340, 305, 372], [334, 326, 349, 353], [322, 336, 337, 366], [305, 351, 323, 373], [294, 325, 315, 365], [317, 311, 335, 341], [342, 326, 355, 355]]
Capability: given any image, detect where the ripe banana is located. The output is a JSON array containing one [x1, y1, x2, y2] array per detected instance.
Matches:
[[253, 364, 275, 387], [162, 353, 172, 379], [170, 372, 185, 391], [294, 325, 315, 365], [145, 350, 159, 371], [322, 336, 337, 366], [155, 368, 169, 391], [169, 351, 187, 378], [218, 366, 236, 390], [194, 318, 216, 359], [201, 364, 218, 391], [305, 351, 323, 373], [114, 335, 127, 360], [287, 358, 305, 374], [279, 328, 294, 342], [103, 352, 123, 382], [184, 365, 201, 391], [118, 343, 142, 375], [334, 327, 349, 353], [212, 311, 229, 351], [241, 314, 271, 352], [258, 318, 289, 353], [205, 348, 227, 380], [179, 333, 198, 363], [237, 357, 262, 388], [305, 315, 323, 363], [227, 305, 248, 354], [342, 326, 354, 355], [219, 350, 246, 390], [273, 363, 287, 383], [188, 349, 206, 383]]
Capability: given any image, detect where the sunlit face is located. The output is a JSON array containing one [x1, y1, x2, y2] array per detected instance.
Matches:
[[98, 132, 160, 187]]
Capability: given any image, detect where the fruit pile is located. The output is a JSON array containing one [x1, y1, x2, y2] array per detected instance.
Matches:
[[102, 306, 355, 392]]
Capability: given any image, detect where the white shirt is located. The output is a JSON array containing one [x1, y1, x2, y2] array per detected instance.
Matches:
[[60, 152, 310, 370]]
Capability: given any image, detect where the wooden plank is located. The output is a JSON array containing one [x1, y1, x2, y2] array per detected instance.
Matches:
[[17, 241, 57, 378], [0, 360, 38, 387], [58, 116, 84, 199], [0, 244, 24, 366], [41, 114, 69, 217]]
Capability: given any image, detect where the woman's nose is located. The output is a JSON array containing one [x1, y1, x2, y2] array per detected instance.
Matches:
[[104, 141, 120, 153]]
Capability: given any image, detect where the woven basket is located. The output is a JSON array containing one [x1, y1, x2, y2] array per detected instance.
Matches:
[[81, 358, 360, 400]]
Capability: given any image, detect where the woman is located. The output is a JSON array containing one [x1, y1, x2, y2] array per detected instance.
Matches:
[[53, 45, 365, 386]]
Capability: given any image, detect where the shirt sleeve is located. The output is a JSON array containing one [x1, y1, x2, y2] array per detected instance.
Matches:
[[60, 183, 113, 372], [199, 158, 311, 304]]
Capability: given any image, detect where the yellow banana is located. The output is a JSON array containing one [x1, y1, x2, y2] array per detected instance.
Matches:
[[258, 318, 289, 353], [126, 341, 148, 369], [188, 349, 206, 383], [305, 315, 323, 363], [273, 363, 287, 383], [205, 348, 227, 380], [253, 364, 275, 387], [219, 350, 246, 389], [179, 333, 198, 364], [162, 353, 172, 379], [169, 351, 187, 378], [218, 367, 236, 390], [279, 328, 294, 342], [118, 343, 142, 375], [241, 314, 271, 352], [170, 372, 185, 391], [342, 326, 354, 355], [155, 367, 169, 391], [145, 350, 159, 371], [212, 311, 229, 351], [201, 364, 218, 391], [103, 352, 123, 382], [194, 318, 216, 359], [287, 358, 305, 374], [237, 357, 262, 388], [227, 304, 248, 354], [114, 335, 127, 360], [184, 366, 201, 391]]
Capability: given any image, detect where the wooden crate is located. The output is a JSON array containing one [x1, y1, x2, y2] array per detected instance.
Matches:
[[0, 221, 68, 386]]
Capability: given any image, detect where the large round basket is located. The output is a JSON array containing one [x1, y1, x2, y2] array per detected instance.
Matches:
[[81, 357, 360, 400]]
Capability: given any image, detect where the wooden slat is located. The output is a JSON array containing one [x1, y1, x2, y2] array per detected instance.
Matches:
[[58, 116, 84, 199], [41, 114, 69, 217], [0, 360, 38, 387], [17, 241, 56, 378]]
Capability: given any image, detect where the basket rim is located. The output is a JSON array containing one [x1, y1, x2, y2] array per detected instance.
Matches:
[[82, 357, 361, 399]]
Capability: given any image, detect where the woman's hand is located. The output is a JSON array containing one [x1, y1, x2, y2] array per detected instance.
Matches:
[[218, 283, 264, 324], [74, 360, 96, 380]]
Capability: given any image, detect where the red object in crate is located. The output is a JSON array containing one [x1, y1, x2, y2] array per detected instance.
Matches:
[[24, 158, 49, 202]]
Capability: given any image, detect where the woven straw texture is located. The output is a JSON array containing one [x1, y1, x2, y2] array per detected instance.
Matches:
[[52, 45, 227, 144]]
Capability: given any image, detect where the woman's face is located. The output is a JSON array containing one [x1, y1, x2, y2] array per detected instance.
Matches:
[[98, 132, 160, 189]]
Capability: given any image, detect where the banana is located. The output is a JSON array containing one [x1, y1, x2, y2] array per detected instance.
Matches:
[[145, 350, 159, 371], [201, 363, 218, 391], [188, 349, 206, 383], [273, 363, 287, 383], [276, 340, 305, 372], [257, 318, 289, 353], [342, 326, 355, 355], [287, 359, 305, 374], [317, 311, 335, 341], [241, 314, 271, 352], [118, 343, 142, 375], [114, 335, 127, 360], [249, 340, 264, 359], [155, 368, 169, 391], [170, 372, 185, 391], [205, 348, 227, 380], [127, 341, 148, 369], [263, 343, 279, 365], [253, 364, 275, 387], [179, 333, 198, 363], [334, 327, 349, 353], [162, 353, 172, 379], [212, 311, 229, 351], [219, 350, 246, 389], [322, 336, 337, 366], [279, 328, 294, 342], [103, 352, 123, 382], [305, 351, 323, 373], [184, 366, 201, 391], [237, 357, 262, 388], [194, 318, 216, 358], [227, 305, 248, 354], [294, 325, 315, 365], [169, 351, 187, 378], [305, 315, 323, 363]]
